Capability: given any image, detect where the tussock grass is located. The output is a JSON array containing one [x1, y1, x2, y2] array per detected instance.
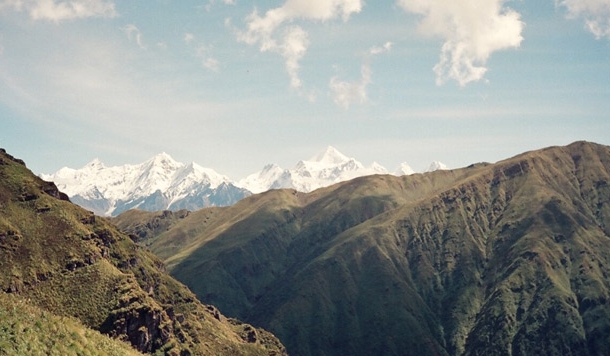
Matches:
[[0, 292, 143, 356]]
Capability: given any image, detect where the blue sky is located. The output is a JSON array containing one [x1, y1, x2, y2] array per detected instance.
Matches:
[[1, 0, 609, 178]]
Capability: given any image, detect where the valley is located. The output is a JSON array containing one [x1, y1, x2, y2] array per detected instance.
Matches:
[[3, 141, 610, 355]]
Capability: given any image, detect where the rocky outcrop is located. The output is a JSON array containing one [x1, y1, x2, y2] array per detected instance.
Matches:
[[0, 148, 287, 355], [101, 283, 172, 353]]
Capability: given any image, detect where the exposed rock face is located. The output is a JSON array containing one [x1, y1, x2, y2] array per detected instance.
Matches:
[[122, 141, 610, 356], [102, 291, 171, 353]]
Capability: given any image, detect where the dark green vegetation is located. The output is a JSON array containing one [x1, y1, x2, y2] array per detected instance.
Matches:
[[116, 141, 610, 356], [0, 149, 286, 355]]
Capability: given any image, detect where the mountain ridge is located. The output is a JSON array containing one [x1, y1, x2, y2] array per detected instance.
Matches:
[[0, 148, 287, 355], [41, 152, 251, 216], [114, 141, 610, 356], [43, 146, 447, 216]]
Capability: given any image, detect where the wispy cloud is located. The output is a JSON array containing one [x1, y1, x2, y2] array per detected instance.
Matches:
[[123, 24, 145, 49], [203, 57, 220, 71], [396, 0, 524, 86], [557, 0, 610, 39], [187, 40, 221, 72], [201, 0, 235, 12], [0, 0, 117, 22], [0, 30, 230, 152], [330, 42, 392, 109], [236, 0, 363, 88], [184, 32, 195, 44]]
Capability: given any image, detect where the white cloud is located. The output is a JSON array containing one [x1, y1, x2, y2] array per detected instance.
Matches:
[[281, 26, 309, 88], [396, 0, 523, 86], [330, 42, 392, 109], [557, 0, 610, 39], [329, 65, 370, 109], [203, 57, 219, 71], [195, 45, 221, 72], [0, 0, 117, 21], [237, 0, 363, 88], [184, 32, 195, 44], [123, 24, 145, 49], [369, 41, 392, 55], [202, 0, 235, 12]]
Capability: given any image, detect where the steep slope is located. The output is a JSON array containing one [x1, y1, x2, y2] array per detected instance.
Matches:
[[0, 292, 144, 355], [41, 153, 251, 216], [116, 141, 610, 356], [0, 148, 286, 355]]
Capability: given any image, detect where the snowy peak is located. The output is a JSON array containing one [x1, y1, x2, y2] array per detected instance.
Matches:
[[85, 158, 106, 170], [239, 147, 389, 193], [371, 162, 388, 174], [145, 152, 180, 168], [43, 153, 248, 216], [237, 164, 288, 194], [309, 146, 350, 165], [426, 161, 449, 172], [42, 148, 449, 215], [175, 161, 229, 189], [394, 162, 415, 176]]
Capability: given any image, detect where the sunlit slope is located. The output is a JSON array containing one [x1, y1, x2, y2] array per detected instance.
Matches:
[[0, 292, 144, 356], [0, 149, 286, 356], [117, 141, 610, 356]]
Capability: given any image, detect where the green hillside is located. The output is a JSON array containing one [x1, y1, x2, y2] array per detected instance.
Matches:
[[116, 141, 610, 356], [0, 148, 286, 355], [0, 292, 144, 356]]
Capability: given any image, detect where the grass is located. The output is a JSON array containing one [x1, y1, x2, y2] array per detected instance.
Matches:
[[0, 148, 287, 356], [0, 292, 143, 356], [119, 141, 610, 356]]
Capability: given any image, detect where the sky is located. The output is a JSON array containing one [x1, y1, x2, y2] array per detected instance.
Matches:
[[1, 0, 609, 179]]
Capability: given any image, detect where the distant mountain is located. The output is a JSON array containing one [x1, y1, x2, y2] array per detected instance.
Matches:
[[42, 147, 447, 215], [114, 141, 610, 356], [394, 162, 416, 175], [237, 146, 440, 193], [41, 152, 251, 216], [425, 160, 449, 172], [0, 148, 286, 355]]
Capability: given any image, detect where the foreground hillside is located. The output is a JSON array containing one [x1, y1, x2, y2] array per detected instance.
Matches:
[[0, 292, 144, 355], [116, 141, 610, 356], [0, 149, 286, 355]]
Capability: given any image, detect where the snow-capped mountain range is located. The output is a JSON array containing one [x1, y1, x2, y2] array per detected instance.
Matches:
[[238, 146, 390, 193], [40, 152, 250, 216], [41, 146, 448, 216]]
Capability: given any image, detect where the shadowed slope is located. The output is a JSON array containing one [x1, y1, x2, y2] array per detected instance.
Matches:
[[116, 141, 610, 356], [0, 148, 286, 355]]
